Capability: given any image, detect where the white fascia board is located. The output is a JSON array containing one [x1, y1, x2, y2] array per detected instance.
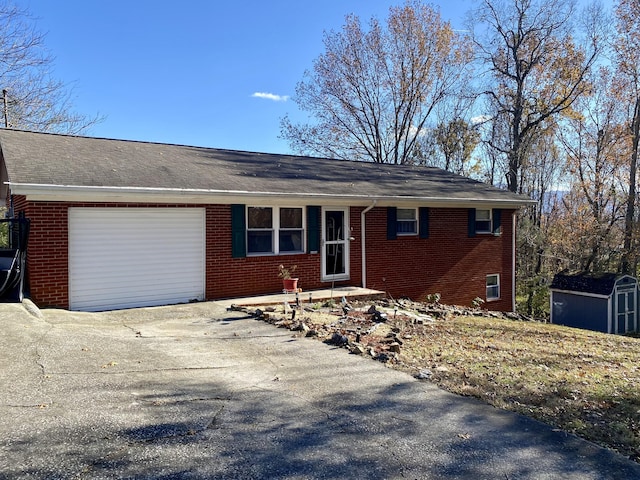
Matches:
[[549, 288, 610, 300], [8, 182, 536, 208]]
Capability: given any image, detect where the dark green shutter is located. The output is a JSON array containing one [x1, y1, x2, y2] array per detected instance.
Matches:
[[491, 208, 502, 235], [231, 204, 246, 258], [387, 207, 397, 240], [307, 206, 321, 253], [468, 208, 476, 238], [492, 209, 502, 235], [419, 207, 429, 239]]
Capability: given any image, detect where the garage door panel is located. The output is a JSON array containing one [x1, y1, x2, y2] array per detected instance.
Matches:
[[72, 288, 203, 311], [69, 208, 205, 311]]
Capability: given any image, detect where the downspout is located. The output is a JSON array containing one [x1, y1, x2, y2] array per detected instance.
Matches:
[[512, 211, 517, 312], [361, 200, 377, 289]]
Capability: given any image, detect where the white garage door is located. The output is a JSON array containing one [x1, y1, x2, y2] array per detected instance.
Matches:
[[69, 208, 205, 311]]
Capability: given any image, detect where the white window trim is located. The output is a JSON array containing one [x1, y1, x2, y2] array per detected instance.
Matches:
[[486, 273, 500, 301], [397, 207, 418, 236], [246, 206, 306, 256]]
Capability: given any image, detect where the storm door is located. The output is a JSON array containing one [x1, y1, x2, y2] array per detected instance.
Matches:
[[322, 208, 349, 281]]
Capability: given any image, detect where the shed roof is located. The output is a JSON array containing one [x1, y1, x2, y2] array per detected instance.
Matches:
[[0, 129, 533, 206], [550, 272, 633, 296]]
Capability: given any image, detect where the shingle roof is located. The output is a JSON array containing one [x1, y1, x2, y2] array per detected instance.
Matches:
[[0, 129, 533, 205], [550, 272, 622, 296]]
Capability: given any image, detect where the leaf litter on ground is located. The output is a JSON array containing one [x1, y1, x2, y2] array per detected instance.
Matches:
[[244, 299, 640, 462]]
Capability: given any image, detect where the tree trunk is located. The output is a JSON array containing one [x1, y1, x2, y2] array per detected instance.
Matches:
[[620, 97, 640, 275]]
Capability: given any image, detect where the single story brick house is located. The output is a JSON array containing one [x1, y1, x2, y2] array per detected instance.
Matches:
[[0, 129, 533, 311]]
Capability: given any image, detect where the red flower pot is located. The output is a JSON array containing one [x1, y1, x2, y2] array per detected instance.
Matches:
[[282, 278, 299, 291]]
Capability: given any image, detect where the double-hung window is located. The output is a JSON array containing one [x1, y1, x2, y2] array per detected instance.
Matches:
[[247, 206, 304, 255], [475, 209, 492, 234], [396, 208, 418, 235], [486, 274, 500, 301], [279, 207, 303, 253], [247, 207, 274, 254]]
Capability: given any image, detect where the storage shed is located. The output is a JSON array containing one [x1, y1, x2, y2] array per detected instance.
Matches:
[[550, 272, 638, 334]]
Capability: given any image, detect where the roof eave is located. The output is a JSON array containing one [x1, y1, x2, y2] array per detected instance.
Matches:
[[7, 183, 537, 209]]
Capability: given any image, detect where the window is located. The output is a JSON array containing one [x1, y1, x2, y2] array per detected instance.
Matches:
[[247, 207, 273, 254], [475, 209, 492, 234], [486, 274, 500, 300], [247, 206, 304, 255], [396, 208, 417, 235], [279, 207, 303, 253]]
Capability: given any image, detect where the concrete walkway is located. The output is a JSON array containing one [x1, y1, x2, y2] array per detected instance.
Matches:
[[1, 300, 639, 479]]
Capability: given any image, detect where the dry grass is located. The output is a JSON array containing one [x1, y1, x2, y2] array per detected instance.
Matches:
[[395, 315, 640, 461], [253, 302, 640, 461]]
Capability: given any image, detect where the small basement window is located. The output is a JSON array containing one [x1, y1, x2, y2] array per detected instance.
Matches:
[[397, 208, 417, 235], [486, 274, 500, 301], [475, 209, 492, 234]]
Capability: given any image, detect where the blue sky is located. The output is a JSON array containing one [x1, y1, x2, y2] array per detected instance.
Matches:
[[12, 0, 473, 154], [15, 0, 608, 155]]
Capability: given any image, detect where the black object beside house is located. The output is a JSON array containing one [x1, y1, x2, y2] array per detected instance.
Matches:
[[550, 271, 638, 334], [0, 217, 29, 301]]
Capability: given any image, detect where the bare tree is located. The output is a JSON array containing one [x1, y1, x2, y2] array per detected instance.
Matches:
[[471, 0, 601, 193], [0, 3, 100, 133], [556, 65, 626, 273], [516, 123, 566, 316], [415, 89, 482, 175], [425, 118, 481, 175], [280, 1, 472, 164], [613, 0, 640, 274]]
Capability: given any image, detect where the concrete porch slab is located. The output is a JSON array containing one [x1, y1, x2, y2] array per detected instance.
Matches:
[[216, 286, 385, 308]]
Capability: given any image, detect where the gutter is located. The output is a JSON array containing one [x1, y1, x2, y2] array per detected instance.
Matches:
[[6, 182, 537, 208], [361, 200, 377, 289]]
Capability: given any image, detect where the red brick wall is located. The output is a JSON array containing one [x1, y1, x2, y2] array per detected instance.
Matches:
[[12, 196, 69, 308], [12, 198, 514, 311], [362, 207, 514, 311], [205, 205, 355, 299]]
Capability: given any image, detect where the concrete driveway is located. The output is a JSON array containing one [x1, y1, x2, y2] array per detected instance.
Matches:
[[1, 301, 639, 479]]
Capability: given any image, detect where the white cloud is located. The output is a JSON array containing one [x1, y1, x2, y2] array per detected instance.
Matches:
[[409, 125, 429, 137], [252, 92, 289, 102], [471, 115, 492, 125]]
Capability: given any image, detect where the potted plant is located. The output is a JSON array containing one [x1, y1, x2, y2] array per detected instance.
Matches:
[[278, 264, 298, 291]]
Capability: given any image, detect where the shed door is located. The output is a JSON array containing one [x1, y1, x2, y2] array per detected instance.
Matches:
[[615, 286, 636, 334], [69, 208, 205, 311]]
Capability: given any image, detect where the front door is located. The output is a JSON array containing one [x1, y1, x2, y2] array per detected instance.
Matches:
[[615, 286, 637, 334], [322, 208, 349, 281]]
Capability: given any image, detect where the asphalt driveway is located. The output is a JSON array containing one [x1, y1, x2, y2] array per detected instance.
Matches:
[[1, 300, 639, 479]]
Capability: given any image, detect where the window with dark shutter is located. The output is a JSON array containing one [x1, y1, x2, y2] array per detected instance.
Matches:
[[397, 208, 417, 235], [475, 209, 492, 233]]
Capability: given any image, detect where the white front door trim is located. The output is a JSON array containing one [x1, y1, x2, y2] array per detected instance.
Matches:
[[321, 207, 350, 282]]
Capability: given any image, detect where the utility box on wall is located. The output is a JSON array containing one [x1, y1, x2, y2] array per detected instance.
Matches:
[[550, 272, 638, 335]]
